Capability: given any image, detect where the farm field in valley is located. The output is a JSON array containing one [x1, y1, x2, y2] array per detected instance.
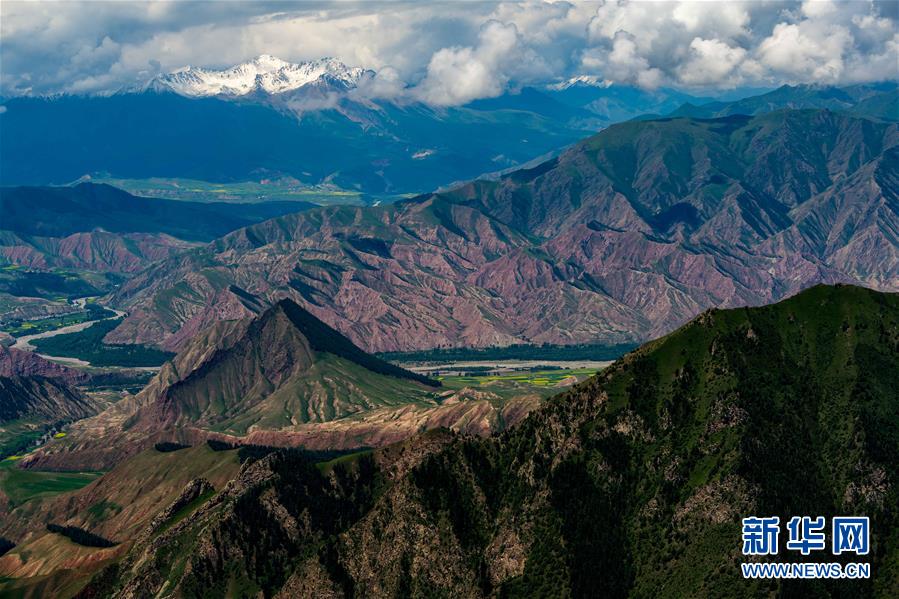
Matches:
[[0, 457, 103, 507], [89, 176, 407, 206]]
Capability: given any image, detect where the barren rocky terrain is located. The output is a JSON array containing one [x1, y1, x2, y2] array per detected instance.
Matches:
[[103, 109, 897, 353]]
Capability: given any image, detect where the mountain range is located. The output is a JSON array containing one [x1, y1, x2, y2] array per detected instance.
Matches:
[[23, 299, 541, 472], [0, 183, 316, 242], [0, 183, 316, 278], [668, 81, 898, 121], [0, 55, 747, 195], [9, 284, 893, 597], [96, 106, 899, 354], [147, 55, 369, 98], [1, 43, 897, 599], [2, 55, 893, 197]]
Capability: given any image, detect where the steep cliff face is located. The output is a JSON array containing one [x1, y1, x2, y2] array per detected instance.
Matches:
[[0, 346, 88, 386], [104, 109, 898, 353], [0, 376, 93, 425]]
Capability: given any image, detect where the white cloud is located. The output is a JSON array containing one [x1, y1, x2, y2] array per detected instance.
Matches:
[[0, 1, 896, 101], [757, 22, 852, 82], [801, 0, 838, 19], [354, 67, 406, 100], [583, 32, 664, 89], [672, 2, 750, 39], [678, 37, 748, 87], [580, 0, 896, 90], [414, 20, 523, 106]]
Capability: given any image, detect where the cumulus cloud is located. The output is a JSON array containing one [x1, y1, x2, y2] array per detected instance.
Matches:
[[757, 21, 852, 82], [579, 0, 896, 90], [678, 38, 748, 86], [353, 67, 407, 100], [583, 33, 664, 89], [0, 1, 896, 102], [414, 20, 525, 106]]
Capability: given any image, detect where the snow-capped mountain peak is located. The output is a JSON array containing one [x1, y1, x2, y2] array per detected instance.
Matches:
[[546, 75, 613, 91], [149, 55, 369, 97]]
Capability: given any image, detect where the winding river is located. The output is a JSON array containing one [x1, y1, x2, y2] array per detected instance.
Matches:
[[12, 307, 127, 367]]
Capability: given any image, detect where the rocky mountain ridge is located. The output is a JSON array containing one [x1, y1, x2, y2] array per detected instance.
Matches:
[[0, 346, 88, 386], [0, 183, 317, 278], [70, 284, 899, 597], [0, 376, 94, 427], [21, 299, 540, 471], [148, 55, 369, 97], [102, 108, 898, 353]]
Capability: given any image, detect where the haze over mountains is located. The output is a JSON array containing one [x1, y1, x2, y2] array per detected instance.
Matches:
[[667, 81, 898, 121], [3, 54, 895, 197], [0, 54, 739, 195]]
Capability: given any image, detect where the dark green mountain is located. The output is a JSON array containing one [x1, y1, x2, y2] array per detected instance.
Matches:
[[0, 183, 314, 242], [77, 285, 899, 597]]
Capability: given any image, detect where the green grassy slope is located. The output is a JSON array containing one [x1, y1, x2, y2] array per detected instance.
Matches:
[[442, 283, 899, 598], [0, 458, 102, 508], [0, 445, 243, 598], [197, 354, 440, 435], [143, 299, 439, 433]]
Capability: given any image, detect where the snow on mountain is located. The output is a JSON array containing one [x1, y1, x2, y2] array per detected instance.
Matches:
[[546, 75, 613, 91], [149, 55, 369, 97]]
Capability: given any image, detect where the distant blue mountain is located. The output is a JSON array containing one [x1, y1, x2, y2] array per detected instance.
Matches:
[[5, 77, 889, 195], [666, 82, 898, 121], [0, 78, 711, 194], [0, 90, 582, 193]]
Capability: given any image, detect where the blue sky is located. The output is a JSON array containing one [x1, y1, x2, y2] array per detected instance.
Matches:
[[1, 1, 896, 102]]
